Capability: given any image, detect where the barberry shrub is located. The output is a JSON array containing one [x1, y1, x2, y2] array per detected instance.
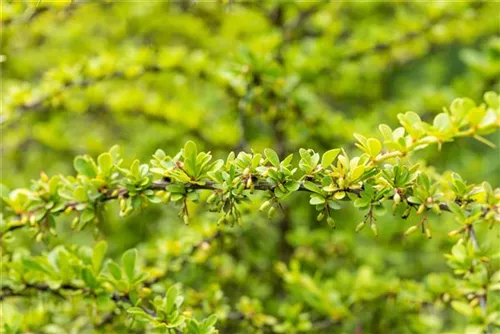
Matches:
[[1, 1, 499, 334]]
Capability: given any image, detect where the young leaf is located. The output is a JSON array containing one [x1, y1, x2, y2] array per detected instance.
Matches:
[[121, 248, 137, 282], [74, 156, 97, 178], [92, 240, 108, 274], [321, 149, 341, 169], [264, 148, 280, 168]]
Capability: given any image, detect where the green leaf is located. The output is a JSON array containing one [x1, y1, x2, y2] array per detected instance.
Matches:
[[73, 156, 97, 178], [378, 124, 393, 141], [303, 181, 322, 194], [451, 301, 473, 316], [366, 138, 382, 157], [127, 307, 153, 321], [82, 267, 99, 289], [321, 149, 340, 169], [264, 148, 280, 168], [285, 180, 300, 192], [97, 152, 113, 175], [121, 249, 137, 282], [80, 209, 95, 224], [433, 113, 452, 132], [92, 240, 108, 274], [183, 140, 198, 177], [447, 202, 466, 221], [309, 194, 326, 205], [107, 261, 122, 280]]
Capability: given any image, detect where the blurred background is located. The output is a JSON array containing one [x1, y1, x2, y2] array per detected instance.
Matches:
[[1, 1, 499, 333]]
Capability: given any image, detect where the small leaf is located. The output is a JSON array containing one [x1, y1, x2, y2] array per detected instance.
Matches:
[[433, 113, 452, 132], [98, 152, 113, 175], [451, 301, 473, 316], [74, 156, 97, 178], [107, 261, 122, 280], [82, 267, 99, 289], [121, 249, 137, 282], [183, 141, 198, 177], [378, 124, 393, 141], [366, 138, 382, 157], [303, 181, 322, 194], [309, 194, 326, 205], [321, 149, 341, 169], [264, 148, 280, 168], [92, 240, 108, 274]]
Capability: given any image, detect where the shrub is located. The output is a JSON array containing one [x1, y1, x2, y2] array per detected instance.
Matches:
[[1, 1, 499, 333]]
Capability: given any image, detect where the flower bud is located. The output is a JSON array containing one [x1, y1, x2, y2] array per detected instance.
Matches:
[[183, 214, 189, 226], [71, 217, 79, 229], [448, 228, 463, 237], [259, 201, 271, 212], [404, 225, 418, 236], [317, 212, 324, 221], [425, 227, 432, 239], [371, 223, 379, 237], [393, 192, 401, 205], [246, 177, 253, 189], [355, 221, 366, 232], [268, 206, 276, 219], [417, 204, 425, 215], [327, 217, 336, 228], [120, 198, 126, 212], [206, 193, 217, 204]]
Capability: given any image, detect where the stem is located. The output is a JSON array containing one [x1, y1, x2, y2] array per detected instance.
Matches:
[[469, 225, 490, 334]]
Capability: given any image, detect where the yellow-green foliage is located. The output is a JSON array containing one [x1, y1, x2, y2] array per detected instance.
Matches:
[[1, 1, 499, 333]]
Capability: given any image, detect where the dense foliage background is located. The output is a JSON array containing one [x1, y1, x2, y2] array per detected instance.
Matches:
[[1, 1, 499, 333]]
